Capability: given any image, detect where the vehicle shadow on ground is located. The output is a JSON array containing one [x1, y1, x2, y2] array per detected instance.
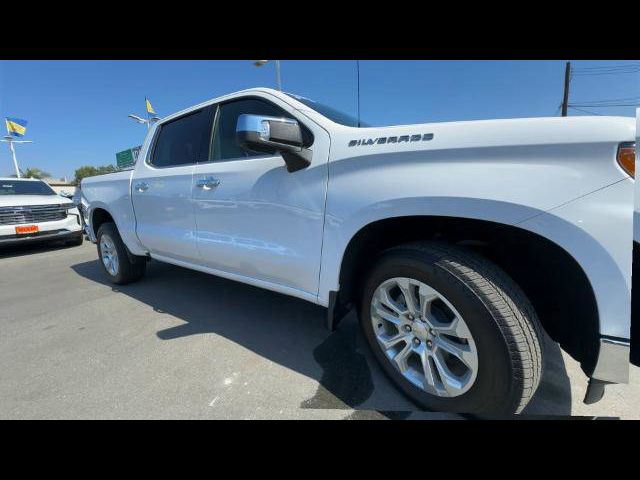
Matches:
[[71, 259, 573, 418], [0, 240, 82, 259]]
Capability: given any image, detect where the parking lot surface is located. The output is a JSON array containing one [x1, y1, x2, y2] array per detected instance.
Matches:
[[1, 241, 638, 419]]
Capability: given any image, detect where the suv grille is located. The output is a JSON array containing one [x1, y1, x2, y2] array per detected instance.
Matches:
[[0, 204, 68, 225]]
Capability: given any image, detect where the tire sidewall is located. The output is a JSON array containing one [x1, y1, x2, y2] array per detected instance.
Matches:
[[360, 249, 519, 414], [96, 223, 128, 284]]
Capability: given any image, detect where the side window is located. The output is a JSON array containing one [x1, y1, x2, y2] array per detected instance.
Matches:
[[151, 109, 210, 168], [210, 98, 310, 162]]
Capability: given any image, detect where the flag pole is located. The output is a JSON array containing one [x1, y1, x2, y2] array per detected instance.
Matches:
[[2, 136, 33, 178], [8, 139, 20, 178]]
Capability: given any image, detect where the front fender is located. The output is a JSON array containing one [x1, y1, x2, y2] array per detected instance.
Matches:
[[519, 179, 632, 342], [319, 196, 547, 306], [321, 183, 632, 345]]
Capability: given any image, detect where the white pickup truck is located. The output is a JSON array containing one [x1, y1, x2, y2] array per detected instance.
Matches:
[[81, 88, 635, 414]]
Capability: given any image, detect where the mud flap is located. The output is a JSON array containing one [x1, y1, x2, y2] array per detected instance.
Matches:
[[327, 291, 353, 331], [583, 378, 608, 405]]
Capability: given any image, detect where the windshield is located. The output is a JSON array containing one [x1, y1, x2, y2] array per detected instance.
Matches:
[[0, 180, 57, 196], [285, 93, 370, 127]]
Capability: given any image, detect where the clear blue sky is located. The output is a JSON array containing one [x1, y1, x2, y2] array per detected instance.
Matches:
[[0, 60, 638, 179]]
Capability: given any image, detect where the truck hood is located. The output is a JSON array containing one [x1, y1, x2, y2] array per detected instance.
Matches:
[[0, 195, 73, 208]]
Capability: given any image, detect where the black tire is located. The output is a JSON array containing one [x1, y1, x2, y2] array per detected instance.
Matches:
[[359, 241, 543, 415], [66, 233, 84, 247], [96, 222, 146, 285]]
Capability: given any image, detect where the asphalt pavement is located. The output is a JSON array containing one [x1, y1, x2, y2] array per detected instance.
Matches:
[[1, 241, 638, 419]]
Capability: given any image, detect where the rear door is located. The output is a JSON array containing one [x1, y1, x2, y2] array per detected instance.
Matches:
[[132, 106, 213, 263], [192, 95, 329, 299]]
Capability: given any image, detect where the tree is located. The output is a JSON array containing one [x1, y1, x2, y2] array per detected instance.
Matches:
[[74, 164, 118, 185], [24, 167, 52, 179]]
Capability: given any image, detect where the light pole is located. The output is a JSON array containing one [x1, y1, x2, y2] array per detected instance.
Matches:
[[1, 135, 32, 178], [253, 60, 282, 91], [128, 114, 155, 131], [129, 98, 160, 130]]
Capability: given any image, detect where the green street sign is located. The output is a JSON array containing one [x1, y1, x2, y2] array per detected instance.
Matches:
[[116, 149, 134, 168], [115, 146, 142, 169]]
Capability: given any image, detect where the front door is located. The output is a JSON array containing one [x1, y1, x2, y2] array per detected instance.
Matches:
[[192, 96, 329, 298]]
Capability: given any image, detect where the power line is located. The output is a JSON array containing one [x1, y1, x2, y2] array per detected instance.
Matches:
[[560, 61, 640, 115], [569, 103, 640, 108], [569, 95, 640, 105], [572, 62, 640, 72], [573, 68, 640, 76], [568, 106, 605, 115]]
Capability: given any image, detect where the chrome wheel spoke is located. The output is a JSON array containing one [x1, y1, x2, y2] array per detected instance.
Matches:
[[379, 332, 408, 350], [418, 348, 438, 392], [100, 234, 119, 276], [431, 316, 471, 338], [391, 342, 412, 372], [372, 300, 402, 326], [418, 284, 439, 318], [434, 336, 477, 370], [432, 352, 466, 396], [396, 278, 419, 315], [377, 287, 408, 316]]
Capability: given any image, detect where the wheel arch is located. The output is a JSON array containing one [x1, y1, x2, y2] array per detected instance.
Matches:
[[90, 206, 115, 239], [332, 214, 601, 376]]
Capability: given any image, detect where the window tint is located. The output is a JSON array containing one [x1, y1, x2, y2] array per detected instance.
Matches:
[[0, 180, 56, 196], [285, 93, 370, 127], [151, 109, 210, 167], [211, 98, 304, 162]]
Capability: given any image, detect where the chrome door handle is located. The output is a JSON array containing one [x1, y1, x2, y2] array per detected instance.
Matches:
[[134, 182, 149, 192], [195, 177, 220, 190]]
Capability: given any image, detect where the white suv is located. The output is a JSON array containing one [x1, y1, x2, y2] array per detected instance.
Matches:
[[0, 178, 83, 247]]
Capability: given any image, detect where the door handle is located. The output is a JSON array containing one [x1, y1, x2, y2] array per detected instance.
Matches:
[[195, 177, 220, 190], [134, 182, 149, 192]]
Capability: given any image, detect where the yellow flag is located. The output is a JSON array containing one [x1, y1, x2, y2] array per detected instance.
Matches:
[[145, 98, 156, 116]]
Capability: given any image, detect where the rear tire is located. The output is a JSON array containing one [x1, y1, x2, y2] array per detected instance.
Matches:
[[96, 222, 146, 285], [359, 241, 543, 415]]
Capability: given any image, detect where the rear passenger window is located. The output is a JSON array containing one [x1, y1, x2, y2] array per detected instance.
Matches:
[[151, 109, 210, 167]]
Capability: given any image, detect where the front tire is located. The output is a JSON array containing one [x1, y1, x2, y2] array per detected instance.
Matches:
[[359, 242, 543, 415], [96, 222, 146, 285]]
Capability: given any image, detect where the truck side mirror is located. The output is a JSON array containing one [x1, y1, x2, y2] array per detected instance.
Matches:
[[236, 114, 312, 172]]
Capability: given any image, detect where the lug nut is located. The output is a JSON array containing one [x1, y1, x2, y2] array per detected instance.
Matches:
[[413, 338, 421, 346], [404, 325, 412, 332], [426, 340, 433, 348]]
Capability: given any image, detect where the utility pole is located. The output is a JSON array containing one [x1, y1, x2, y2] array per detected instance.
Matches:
[[253, 60, 282, 91], [561, 61, 571, 117], [356, 60, 361, 127], [275, 60, 282, 91]]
